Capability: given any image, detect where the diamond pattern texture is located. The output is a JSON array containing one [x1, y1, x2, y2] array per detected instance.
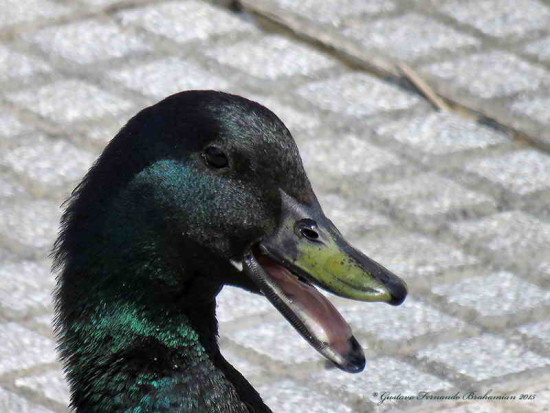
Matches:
[[2, 0, 550, 411]]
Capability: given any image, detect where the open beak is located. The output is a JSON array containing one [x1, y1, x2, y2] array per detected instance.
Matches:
[[240, 191, 407, 373]]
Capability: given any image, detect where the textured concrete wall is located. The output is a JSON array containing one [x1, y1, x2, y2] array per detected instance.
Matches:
[[0, 0, 549, 412]]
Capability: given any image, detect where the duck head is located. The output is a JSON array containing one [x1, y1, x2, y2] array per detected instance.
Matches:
[[58, 91, 406, 375]]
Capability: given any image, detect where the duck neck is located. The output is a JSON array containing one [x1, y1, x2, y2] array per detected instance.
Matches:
[[58, 216, 268, 412], [61, 267, 269, 412]]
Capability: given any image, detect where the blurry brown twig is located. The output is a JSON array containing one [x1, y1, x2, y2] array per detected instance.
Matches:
[[398, 63, 451, 112]]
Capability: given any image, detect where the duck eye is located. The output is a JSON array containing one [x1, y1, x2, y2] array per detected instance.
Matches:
[[203, 147, 228, 168]]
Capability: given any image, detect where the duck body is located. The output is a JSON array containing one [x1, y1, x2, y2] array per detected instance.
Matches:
[[54, 91, 406, 412]]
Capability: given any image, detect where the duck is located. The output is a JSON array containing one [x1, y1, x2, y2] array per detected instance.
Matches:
[[53, 90, 407, 412]]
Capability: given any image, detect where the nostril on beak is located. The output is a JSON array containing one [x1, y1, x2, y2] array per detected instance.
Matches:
[[295, 218, 320, 241], [301, 227, 319, 240]]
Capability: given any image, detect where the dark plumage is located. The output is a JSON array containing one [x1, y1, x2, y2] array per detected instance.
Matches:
[[53, 91, 407, 412]]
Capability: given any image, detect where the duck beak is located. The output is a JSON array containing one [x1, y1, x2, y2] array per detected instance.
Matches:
[[241, 191, 407, 372]]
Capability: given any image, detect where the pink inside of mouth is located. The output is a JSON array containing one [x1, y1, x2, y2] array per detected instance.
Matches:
[[256, 254, 353, 356]]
